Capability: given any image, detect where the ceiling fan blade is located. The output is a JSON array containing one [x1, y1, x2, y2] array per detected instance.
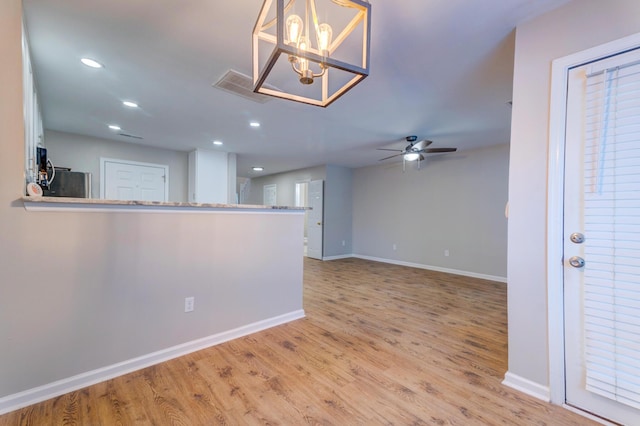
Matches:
[[378, 153, 404, 161], [412, 139, 433, 151], [376, 148, 403, 152], [423, 147, 457, 153]]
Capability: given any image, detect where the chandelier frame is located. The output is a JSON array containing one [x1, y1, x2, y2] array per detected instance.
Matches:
[[252, 0, 371, 107]]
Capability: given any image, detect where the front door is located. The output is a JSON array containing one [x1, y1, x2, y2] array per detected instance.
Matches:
[[563, 47, 640, 425]]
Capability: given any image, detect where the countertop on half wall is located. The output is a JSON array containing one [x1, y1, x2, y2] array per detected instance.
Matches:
[[22, 196, 309, 213]]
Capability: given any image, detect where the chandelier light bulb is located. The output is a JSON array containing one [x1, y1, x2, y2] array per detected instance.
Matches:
[[299, 38, 308, 53], [298, 38, 309, 70], [297, 37, 314, 84], [317, 23, 333, 55], [286, 14, 303, 46]]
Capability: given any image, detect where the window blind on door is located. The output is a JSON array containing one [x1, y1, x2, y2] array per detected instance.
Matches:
[[582, 60, 640, 409]]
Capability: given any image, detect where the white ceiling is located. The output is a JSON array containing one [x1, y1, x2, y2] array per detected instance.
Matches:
[[22, 0, 568, 178]]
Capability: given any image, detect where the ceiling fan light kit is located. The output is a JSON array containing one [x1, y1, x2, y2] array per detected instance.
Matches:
[[403, 152, 421, 161], [378, 136, 457, 171], [252, 0, 371, 107]]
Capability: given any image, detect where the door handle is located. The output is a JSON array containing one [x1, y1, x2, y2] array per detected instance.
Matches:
[[568, 256, 585, 268]]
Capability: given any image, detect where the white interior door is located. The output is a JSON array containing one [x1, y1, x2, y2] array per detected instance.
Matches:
[[307, 179, 323, 260], [102, 158, 168, 201], [263, 184, 276, 206], [563, 47, 640, 425]]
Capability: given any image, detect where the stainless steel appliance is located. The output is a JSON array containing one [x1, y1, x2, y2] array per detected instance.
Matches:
[[36, 146, 50, 189], [44, 170, 92, 198]]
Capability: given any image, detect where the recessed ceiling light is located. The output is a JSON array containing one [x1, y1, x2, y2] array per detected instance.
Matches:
[[212, 140, 223, 146], [252, 166, 264, 172], [122, 101, 139, 108], [108, 124, 121, 130], [249, 121, 260, 128], [80, 58, 103, 68]]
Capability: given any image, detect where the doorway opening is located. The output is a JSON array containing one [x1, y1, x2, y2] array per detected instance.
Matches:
[[295, 181, 309, 256]]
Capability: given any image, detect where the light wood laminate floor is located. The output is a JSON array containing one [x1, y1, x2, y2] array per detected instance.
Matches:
[[0, 258, 597, 425]]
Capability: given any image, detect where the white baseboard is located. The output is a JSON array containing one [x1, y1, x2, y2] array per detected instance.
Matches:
[[322, 254, 353, 261], [502, 371, 551, 402], [0, 309, 305, 416], [352, 254, 507, 283]]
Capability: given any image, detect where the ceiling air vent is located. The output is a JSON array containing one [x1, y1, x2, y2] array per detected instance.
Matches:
[[119, 133, 143, 140], [213, 69, 277, 104]]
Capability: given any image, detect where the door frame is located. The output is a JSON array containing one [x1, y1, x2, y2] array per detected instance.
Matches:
[[100, 157, 169, 201], [294, 180, 310, 237], [547, 31, 640, 407]]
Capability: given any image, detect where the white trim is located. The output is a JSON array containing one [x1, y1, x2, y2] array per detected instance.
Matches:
[[562, 404, 618, 426], [502, 371, 550, 402], [352, 254, 507, 283], [547, 47, 571, 407], [547, 31, 640, 407], [100, 157, 170, 201], [502, 374, 616, 425], [0, 310, 305, 416], [322, 254, 352, 261]]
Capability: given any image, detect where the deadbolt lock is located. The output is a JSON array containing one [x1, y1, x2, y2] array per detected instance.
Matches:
[[570, 233, 585, 244]]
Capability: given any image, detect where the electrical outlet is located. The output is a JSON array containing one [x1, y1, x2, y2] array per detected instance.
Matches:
[[342, 240, 346, 246], [444, 249, 450, 257], [393, 244, 397, 251], [184, 297, 195, 312]]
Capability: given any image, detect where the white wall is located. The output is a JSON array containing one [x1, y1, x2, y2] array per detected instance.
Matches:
[[243, 165, 326, 206], [324, 165, 353, 258], [0, 0, 303, 409], [227, 153, 237, 203], [508, 0, 640, 389], [188, 149, 228, 204], [45, 130, 188, 201], [353, 144, 509, 279], [244, 165, 354, 258]]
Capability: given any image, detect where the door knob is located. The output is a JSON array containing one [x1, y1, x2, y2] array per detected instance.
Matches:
[[570, 233, 585, 244], [568, 256, 585, 268]]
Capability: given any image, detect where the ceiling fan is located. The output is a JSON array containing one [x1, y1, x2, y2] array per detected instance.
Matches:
[[378, 135, 457, 169]]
